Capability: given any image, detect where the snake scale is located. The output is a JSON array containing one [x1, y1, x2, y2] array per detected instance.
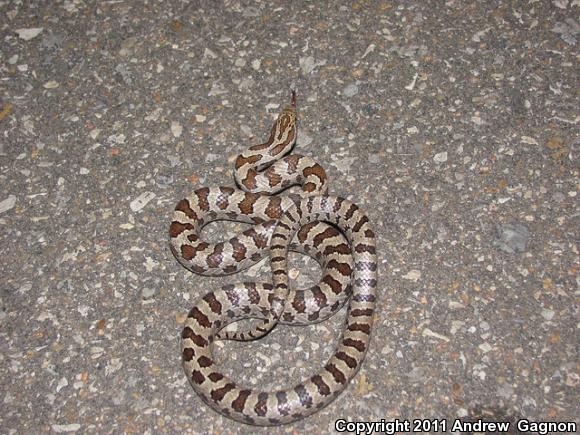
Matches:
[[170, 92, 378, 425]]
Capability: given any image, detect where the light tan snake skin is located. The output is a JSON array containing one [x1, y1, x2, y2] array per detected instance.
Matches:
[[170, 92, 378, 425]]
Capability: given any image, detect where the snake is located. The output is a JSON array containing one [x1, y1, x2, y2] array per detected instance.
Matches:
[[170, 92, 378, 425]]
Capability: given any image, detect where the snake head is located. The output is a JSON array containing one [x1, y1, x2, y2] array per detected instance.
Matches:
[[272, 91, 297, 145], [280, 90, 296, 117]]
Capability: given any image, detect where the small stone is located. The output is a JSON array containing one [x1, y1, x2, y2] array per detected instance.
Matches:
[[521, 136, 538, 145], [449, 301, 466, 310], [156, 173, 173, 188], [361, 43, 376, 58], [170, 121, 182, 138], [329, 155, 358, 174], [402, 269, 421, 282], [472, 29, 490, 43], [478, 342, 492, 353], [551, 19, 580, 45], [112, 390, 126, 406], [422, 328, 450, 342], [205, 153, 220, 163], [450, 320, 465, 335], [299, 56, 317, 74], [494, 223, 529, 254], [552, 0, 569, 9], [105, 358, 123, 376], [356, 373, 372, 395], [471, 115, 483, 125], [208, 82, 227, 97], [433, 151, 448, 163], [130, 192, 156, 212], [541, 309, 555, 321], [56, 377, 68, 392], [203, 48, 217, 59], [0, 195, 16, 213], [43, 80, 59, 89], [342, 84, 359, 97], [114, 64, 132, 85], [405, 73, 418, 90], [89, 129, 100, 140], [144, 256, 159, 272], [142, 287, 156, 299], [51, 424, 81, 433], [15, 28, 44, 40], [565, 372, 579, 387]]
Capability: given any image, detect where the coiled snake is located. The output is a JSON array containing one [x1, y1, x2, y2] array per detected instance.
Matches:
[[170, 92, 377, 425]]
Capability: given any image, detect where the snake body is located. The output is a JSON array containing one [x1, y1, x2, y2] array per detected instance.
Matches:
[[170, 92, 377, 425]]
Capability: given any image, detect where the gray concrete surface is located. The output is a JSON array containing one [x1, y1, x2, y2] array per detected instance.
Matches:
[[1, 1, 578, 434]]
